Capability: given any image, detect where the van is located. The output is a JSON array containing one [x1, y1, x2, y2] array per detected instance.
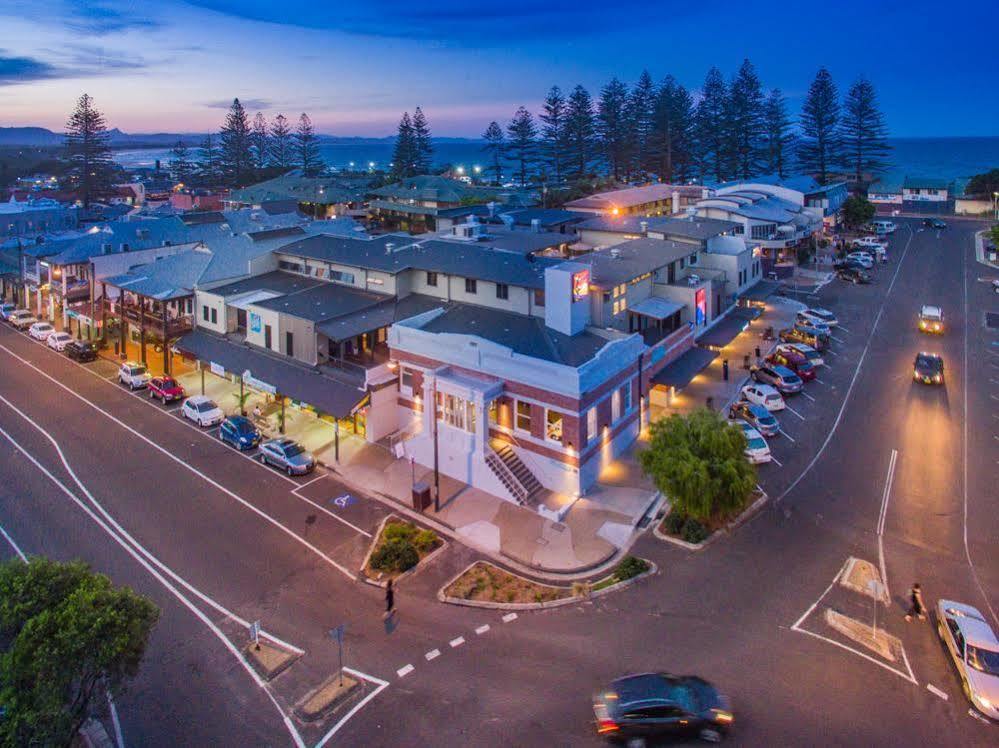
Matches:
[[869, 219, 896, 235]]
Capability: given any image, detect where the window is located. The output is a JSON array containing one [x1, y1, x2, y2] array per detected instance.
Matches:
[[620, 297, 627, 311], [464, 278, 477, 294], [186, 299, 193, 314], [202, 305, 209, 322], [587, 407, 597, 444], [619, 382, 632, 414], [534, 289, 546, 307], [210, 308, 217, 324], [688, 253, 698, 266], [679, 257, 685, 269], [545, 409, 563, 443], [495, 283, 509, 300], [426, 271, 438, 287], [515, 400, 532, 432], [285, 331, 294, 356], [612, 389, 621, 422], [400, 368, 414, 392], [613, 301, 620, 315], [278, 260, 304, 273], [329, 269, 355, 284], [613, 285, 620, 298], [437, 392, 476, 433]]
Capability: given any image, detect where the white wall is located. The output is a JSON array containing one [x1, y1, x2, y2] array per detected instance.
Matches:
[[194, 290, 228, 333], [244, 305, 281, 352]]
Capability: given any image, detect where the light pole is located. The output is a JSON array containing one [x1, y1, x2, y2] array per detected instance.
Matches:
[[993, 191, 998, 222]]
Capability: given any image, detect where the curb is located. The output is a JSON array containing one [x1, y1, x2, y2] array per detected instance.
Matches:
[[437, 558, 658, 611], [358, 513, 449, 588], [652, 491, 768, 552]]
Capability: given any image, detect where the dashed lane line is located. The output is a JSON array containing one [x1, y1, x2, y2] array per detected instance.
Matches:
[[926, 683, 948, 701], [502, 612, 518, 623], [475, 624, 490, 635], [449, 636, 465, 648], [425, 649, 440, 661], [396, 664, 414, 678]]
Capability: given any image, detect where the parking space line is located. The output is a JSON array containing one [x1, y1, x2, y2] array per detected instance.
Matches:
[[812, 378, 824, 384], [784, 405, 806, 421], [292, 473, 327, 493], [837, 324, 851, 333], [779, 429, 796, 442], [502, 612, 518, 623], [830, 334, 846, 344], [475, 624, 490, 635], [396, 664, 414, 678], [926, 683, 948, 700], [768, 456, 783, 467], [799, 391, 816, 402], [425, 649, 440, 661], [449, 636, 465, 648]]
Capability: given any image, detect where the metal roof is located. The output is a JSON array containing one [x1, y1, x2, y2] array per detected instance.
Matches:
[[651, 347, 718, 388], [573, 238, 694, 287], [629, 297, 684, 320], [254, 282, 388, 322], [316, 293, 444, 342]]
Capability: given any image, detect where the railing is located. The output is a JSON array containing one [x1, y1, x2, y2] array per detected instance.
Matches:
[[485, 449, 528, 504], [104, 300, 193, 336]]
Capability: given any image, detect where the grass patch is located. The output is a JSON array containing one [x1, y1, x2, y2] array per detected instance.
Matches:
[[365, 518, 442, 580], [445, 562, 570, 604]]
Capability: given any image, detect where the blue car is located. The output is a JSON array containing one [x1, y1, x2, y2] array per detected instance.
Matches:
[[219, 415, 262, 450]]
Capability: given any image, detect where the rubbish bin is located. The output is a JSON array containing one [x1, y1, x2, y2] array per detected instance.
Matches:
[[412, 481, 431, 511]]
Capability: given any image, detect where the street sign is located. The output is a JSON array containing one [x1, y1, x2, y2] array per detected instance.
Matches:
[[210, 361, 225, 377], [329, 623, 345, 643], [250, 620, 261, 648]]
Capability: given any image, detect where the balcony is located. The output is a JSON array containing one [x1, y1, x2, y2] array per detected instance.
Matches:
[[104, 299, 193, 338]]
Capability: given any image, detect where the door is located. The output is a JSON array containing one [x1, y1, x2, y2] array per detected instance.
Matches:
[[264, 324, 272, 350], [236, 308, 247, 332]]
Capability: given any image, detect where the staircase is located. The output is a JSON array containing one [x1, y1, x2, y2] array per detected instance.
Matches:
[[486, 440, 543, 505]]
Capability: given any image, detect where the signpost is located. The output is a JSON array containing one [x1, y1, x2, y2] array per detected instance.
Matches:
[[250, 620, 261, 651], [329, 623, 346, 686], [867, 579, 885, 639]]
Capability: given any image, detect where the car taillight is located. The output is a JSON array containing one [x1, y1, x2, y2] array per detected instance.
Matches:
[[596, 720, 619, 734]]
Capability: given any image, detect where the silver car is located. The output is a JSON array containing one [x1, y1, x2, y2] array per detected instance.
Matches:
[[937, 599, 999, 720], [258, 438, 315, 476]]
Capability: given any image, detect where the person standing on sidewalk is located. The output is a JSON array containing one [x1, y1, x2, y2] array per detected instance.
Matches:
[[905, 582, 926, 621], [385, 579, 395, 618]]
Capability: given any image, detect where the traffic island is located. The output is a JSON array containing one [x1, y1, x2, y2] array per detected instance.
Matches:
[[244, 639, 300, 681], [360, 514, 445, 586], [824, 608, 903, 662], [293, 674, 360, 723]]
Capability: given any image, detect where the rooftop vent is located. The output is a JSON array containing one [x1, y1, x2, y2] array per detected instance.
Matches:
[[385, 242, 396, 254], [609, 247, 621, 259], [530, 218, 541, 233]]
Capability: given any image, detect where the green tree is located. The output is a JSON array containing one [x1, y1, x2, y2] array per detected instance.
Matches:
[[539, 85, 568, 183], [694, 67, 730, 182], [627, 70, 657, 179], [169, 140, 194, 185], [597, 77, 631, 181], [650, 75, 696, 184], [64, 93, 114, 208], [294, 113, 322, 176], [250, 112, 269, 172], [219, 97, 252, 186], [481, 120, 505, 185], [0, 558, 159, 747], [797, 67, 841, 184], [763, 89, 795, 178], [197, 133, 220, 184], [391, 112, 417, 180], [839, 77, 891, 184], [564, 85, 596, 181], [411, 107, 433, 174], [268, 113, 293, 169], [966, 168, 999, 197], [638, 408, 756, 523], [727, 59, 766, 180], [506, 106, 537, 186], [841, 193, 876, 228]]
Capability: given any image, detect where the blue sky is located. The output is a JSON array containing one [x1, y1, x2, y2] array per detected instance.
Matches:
[[0, 0, 997, 137]]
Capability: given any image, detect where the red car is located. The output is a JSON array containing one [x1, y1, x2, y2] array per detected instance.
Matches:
[[766, 350, 817, 382], [148, 376, 186, 402]]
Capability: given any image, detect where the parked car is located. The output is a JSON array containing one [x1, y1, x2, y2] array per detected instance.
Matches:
[[740, 383, 785, 411], [837, 266, 872, 284], [779, 326, 828, 350], [751, 363, 803, 393], [118, 362, 151, 390], [793, 320, 831, 343], [798, 307, 838, 327], [593, 673, 733, 744], [936, 599, 999, 720], [853, 236, 887, 251], [918, 305, 944, 334], [868, 219, 897, 234], [181, 395, 225, 427], [27, 321, 55, 340], [733, 421, 772, 464], [767, 350, 817, 382], [46, 331, 74, 351], [845, 252, 875, 269], [0, 302, 16, 320], [728, 401, 780, 437], [924, 218, 947, 229], [219, 415, 262, 451], [258, 437, 315, 475], [913, 352, 944, 385], [7, 310, 37, 329], [776, 342, 824, 368], [65, 339, 98, 362], [148, 376, 186, 403]]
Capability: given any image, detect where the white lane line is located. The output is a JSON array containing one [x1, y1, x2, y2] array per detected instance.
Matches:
[[926, 683, 949, 700], [502, 612, 518, 623], [779, 429, 796, 443], [292, 473, 326, 493], [475, 624, 490, 635], [108, 693, 125, 748], [425, 649, 440, 661], [791, 559, 847, 630], [313, 668, 390, 748], [0, 523, 27, 562], [799, 391, 816, 402], [784, 405, 806, 421], [0, 422, 307, 748], [449, 636, 465, 648], [812, 378, 824, 384], [0, 345, 359, 580], [830, 334, 846, 344], [396, 664, 414, 678], [768, 456, 783, 467], [793, 626, 917, 685], [877, 449, 899, 598], [837, 324, 852, 333]]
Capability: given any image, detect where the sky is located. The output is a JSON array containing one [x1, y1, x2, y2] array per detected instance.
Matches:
[[0, 0, 997, 138]]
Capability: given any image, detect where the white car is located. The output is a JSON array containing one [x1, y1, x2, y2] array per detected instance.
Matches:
[[46, 331, 74, 351], [28, 321, 55, 340], [733, 421, 772, 464], [118, 361, 151, 390], [182, 396, 225, 427], [0, 302, 16, 320], [936, 599, 999, 720], [845, 252, 874, 269], [777, 342, 824, 368], [740, 383, 785, 411], [853, 236, 886, 251], [7, 310, 37, 329], [798, 308, 838, 327], [918, 305, 944, 334]]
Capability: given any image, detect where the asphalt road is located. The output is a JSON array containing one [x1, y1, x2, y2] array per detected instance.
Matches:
[[0, 217, 995, 746]]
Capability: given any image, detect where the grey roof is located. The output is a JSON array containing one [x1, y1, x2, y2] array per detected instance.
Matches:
[[499, 208, 589, 227], [254, 281, 388, 322], [206, 270, 323, 299], [468, 227, 569, 255], [229, 173, 373, 205], [697, 307, 760, 348], [174, 329, 365, 418], [103, 247, 212, 300], [578, 214, 738, 241], [629, 297, 684, 320], [420, 304, 610, 367], [573, 238, 694, 287], [700, 194, 808, 223], [371, 175, 493, 204], [903, 176, 951, 190], [368, 200, 440, 216], [317, 293, 444, 341]]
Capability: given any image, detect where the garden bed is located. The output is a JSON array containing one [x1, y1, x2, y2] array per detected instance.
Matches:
[[656, 489, 767, 549], [362, 516, 443, 582]]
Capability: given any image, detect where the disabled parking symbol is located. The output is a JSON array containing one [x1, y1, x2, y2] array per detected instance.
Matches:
[[330, 494, 356, 509]]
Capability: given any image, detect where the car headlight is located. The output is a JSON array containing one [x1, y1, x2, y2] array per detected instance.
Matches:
[[920, 321, 926, 328], [974, 694, 992, 710], [934, 375, 941, 382], [913, 369, 919, 378]]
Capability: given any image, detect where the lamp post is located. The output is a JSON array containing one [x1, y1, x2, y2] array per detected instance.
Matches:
[[993, 192, 998, 222], [432, 376, 440, 512]]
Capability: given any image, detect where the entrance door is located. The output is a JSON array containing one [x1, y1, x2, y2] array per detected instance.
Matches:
[[264, 324, 272, 349], [236, 308, 247, 332]]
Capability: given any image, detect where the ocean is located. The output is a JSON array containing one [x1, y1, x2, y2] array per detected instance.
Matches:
[[113, 136, 999, 190]]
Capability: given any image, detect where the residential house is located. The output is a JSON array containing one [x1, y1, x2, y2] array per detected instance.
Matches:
[[564, 183, 709, 217], [227, 172, 374, 219]]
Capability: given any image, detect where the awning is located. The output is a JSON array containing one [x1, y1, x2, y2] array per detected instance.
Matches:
[[629, 296, 684, 320], [174, 329, 367, 419], [651, 347, 718, 389], [740, 279, 780, 302], [697, 307, 760, 348]]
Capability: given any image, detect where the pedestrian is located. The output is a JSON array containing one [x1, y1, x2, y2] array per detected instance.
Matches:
[[905, 582, 926, 621], [385, 578, 394, 617], [252, 404, 262, 421]]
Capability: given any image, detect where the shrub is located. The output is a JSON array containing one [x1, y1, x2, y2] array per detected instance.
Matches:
[[413, 529, 439, 553], [681, 517, 709, 544], [370, 538, 419, 572], [383, 522, 417, 544], [613, 556, 650, 581], [662, 510, 686, 536]]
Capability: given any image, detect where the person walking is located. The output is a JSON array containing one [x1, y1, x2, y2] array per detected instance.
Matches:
[[905, 582, 926, 621], [384, 578, 395, 618]]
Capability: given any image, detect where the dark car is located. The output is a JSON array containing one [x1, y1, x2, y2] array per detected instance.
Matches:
[[728, 401, 780, 436], [593, 673, 733, 744], [779, 326, 828, 350], [924, 218, 947, 229], [751, 363, 803, 393], [837, 266, 872, 284], [913, 352, 944, 385], [148, 376, 186, 403], [64, 339, 98, 362], [767, 350, 817, 382], [219, 416, 262, 451]]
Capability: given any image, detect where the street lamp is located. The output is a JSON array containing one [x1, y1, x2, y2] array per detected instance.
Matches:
[[993, 191, 998, 221], [456, 166, 465, 175]]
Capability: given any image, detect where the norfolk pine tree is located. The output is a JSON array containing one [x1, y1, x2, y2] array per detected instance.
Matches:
[[539, 85, 568, 183], [268, 114, 293, 169], [294, 113, 321, 176], [839, 77, 891, 184], [482, 121, 505, 184], [64, 93, 114, 208], [412, 107, 434, 174], [797, 67, 841, 184], [391, 112, 418, 180], [506, 106, 538, 186], [219, 97, 252, 186]]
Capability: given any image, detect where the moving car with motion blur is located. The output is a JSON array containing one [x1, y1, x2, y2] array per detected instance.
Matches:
[[918, 305, 944, 334], [836, 266, 872, 285], [728, 401, 780, 437], [913, 352, 944, 385], [924, 218, 947, 229], [258, 437, 315, 475], [593, 672, 733, 743], [936, 599, 999, 721]]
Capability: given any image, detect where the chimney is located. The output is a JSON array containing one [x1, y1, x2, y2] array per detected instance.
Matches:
[[530, 218, 541, 233]]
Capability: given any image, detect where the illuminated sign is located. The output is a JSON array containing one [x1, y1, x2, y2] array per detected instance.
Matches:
[[695, 288, 706, 326], [571, 269, 590, 302]]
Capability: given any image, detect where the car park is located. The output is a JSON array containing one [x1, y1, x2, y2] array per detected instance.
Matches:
[[740, 383, 785, 411], [751, 363, 803, 393], [837, 266, 872, 284], [258, 437, 315, 475], [918, 305, 944, 334], [64, 339, 98, 362], [766, 350, 816, 382], [797, 308, 838, 327], [728, 401, 780, 436], [46, 331, 73, 351], [7, 310, 37, 329], [936, 599, 999, 720], [913, 352, 944, 385], [845, 252, 875, 269], [0, 303, 16, 320], [118, 362, 151, 390], [776, 342, 824, 368], [148, 376, 186, 403], [27, 321, 55, 340], [593, 673, 733, 744], [923, 218, 947, 229], [779, 326, 828, 350], [733, 421, 772, 464], [219, 416, 262, 451], [181, 395, 225, 427]]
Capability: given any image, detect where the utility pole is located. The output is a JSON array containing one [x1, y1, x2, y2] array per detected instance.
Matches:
[[432, 375, 440, 512]]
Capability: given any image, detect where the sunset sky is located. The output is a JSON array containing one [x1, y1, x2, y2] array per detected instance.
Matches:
[[1, 0, 997, 137]]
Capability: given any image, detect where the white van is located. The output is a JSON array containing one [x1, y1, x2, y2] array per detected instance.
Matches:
[[868, 219, 897, 235]]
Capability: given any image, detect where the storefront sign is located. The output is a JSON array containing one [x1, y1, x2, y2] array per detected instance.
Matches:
[[571, 269, 590, 302], [249, 312, 261, 333], [209, 361, 225, 377], [242, 369, 277, 394]]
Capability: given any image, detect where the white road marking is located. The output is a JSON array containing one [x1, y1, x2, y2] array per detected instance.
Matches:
[[792, 626, 918, 684], [784, 405, 806, 421], [791, 559, 847, 630], [502, 612, 518, 623], [830, 334, 846, 344], [425, 649, 440, 661], [877, 449, 898, 599], [799, 391, 816, 402], [768, 456, 783, 467], [475, 624, 490, 635], [837, 324, 852, 333], [449, 636, 465, 648], [292, 473, 327, 493], [0, 523, 27, 562], [313, 668, 390, 748], [812, 378, 824, 384], [108, 693, 125, 748], [926, 683, 949, 700], [396, 664, 414, 678], [779, 429, 796, 443]]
